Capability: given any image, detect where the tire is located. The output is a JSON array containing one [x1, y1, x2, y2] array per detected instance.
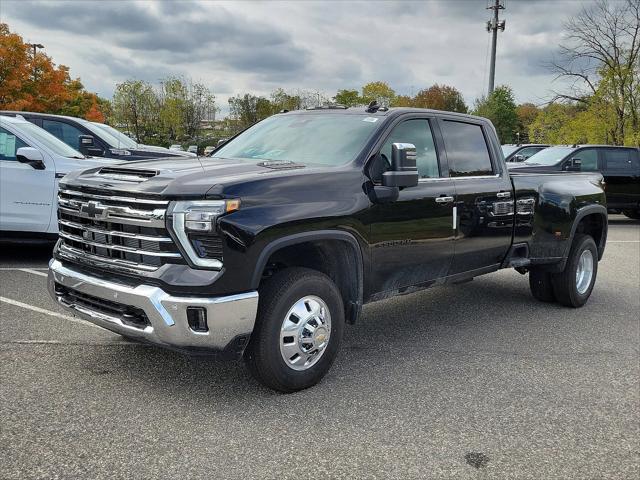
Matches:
[[244, 267, 344, 392], [551, 234, 598, 308], [622, 209, 640, 220], [529, 268, 556, 303]]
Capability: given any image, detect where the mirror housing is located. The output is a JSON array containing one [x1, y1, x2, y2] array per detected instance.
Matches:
[[513, 154, 526, 162], [382, 143, 419, 188], [77, 135, 103, 156], [16, 147, 46, 170], [565, 157, 582, 171]]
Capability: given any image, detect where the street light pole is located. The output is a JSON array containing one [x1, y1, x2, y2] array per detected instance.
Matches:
[[26, 43, 44, 80], [486, 0, 505, 96]]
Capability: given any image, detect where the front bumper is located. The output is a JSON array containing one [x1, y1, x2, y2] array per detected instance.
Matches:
[[48, 259, 258, 356]]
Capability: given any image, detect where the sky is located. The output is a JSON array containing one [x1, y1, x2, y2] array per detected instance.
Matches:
[[1, 0, 588, 116]]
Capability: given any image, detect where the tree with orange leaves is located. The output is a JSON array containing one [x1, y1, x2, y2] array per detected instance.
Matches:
[[0, 23, 107, 122]]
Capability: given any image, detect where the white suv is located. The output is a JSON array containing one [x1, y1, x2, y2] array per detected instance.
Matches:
[[0, 115, 120, 237]]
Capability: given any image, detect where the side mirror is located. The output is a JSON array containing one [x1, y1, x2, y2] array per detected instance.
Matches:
[[565, 158, 582, 171], [513, 154, 526, 162], [77, 135, 102, 156], [382, 143, 419, 188], [16, 147, 46, 170]]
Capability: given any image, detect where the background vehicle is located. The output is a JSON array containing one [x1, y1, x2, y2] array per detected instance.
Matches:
[[510, 145, 640, 218], [0, 111, 195, 161], [169, 144, 184, 151], [0, 115, 119, 238], [48, 107, 607, 392], [502, 143, 549, 162], [187, 145, 198, 154], [203, 145, 216, 155], [91, 122, 196, 158]]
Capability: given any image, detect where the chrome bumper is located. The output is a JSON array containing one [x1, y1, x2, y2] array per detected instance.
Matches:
[[48, 259, 258, 354]]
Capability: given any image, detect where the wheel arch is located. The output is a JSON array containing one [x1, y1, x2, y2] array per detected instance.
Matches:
[[251, 230, 365, 324]]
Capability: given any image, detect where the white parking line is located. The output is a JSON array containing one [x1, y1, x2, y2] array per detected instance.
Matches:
[[608, 240, 640, 243], [17, 268, 48, 277], [0, 267, 48, 270], [0, 296, 102, 329]]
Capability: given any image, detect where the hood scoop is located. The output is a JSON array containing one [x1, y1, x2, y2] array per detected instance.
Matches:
[[97, 166, 160, 182]]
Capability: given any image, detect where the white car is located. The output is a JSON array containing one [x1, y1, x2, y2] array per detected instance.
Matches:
[[0, 115, 120, 238], [169, 144, 184, 151]]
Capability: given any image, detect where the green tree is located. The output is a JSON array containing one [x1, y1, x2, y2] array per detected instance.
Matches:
[[528, 103, 579, 144], [362, 81, 395, 107], [228, 93, 273, 131], [112, 80, 158, 143], [473, 86, 519, 143], [515, 103, 540, 142], [271, 88, 302, 111], [334, 89, 361, 107]]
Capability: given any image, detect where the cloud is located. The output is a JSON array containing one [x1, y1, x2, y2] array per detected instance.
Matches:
[[2, 0, 589, 112]]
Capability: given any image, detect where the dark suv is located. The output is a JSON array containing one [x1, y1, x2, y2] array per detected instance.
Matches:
[[0, 111, 194, 161], [510, 145, 640, 219]]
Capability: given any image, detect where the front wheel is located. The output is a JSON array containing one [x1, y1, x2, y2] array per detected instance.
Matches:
[[244, 267, 344, 392], [622, 209, 640, 220], [552, 234, 598, 308]]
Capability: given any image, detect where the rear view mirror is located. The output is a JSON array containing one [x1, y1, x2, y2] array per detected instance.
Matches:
[[382, 143, 419, 188], [16, 147, 46, 170]]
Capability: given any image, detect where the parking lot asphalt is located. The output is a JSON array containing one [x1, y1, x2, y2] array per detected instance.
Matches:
[[1, 216, 638, 479]]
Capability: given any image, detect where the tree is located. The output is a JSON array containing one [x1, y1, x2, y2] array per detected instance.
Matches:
[[473, 86, 519, 143], [411, 84, 468, 113], [528, 103, 581, 144], [361, 81, 395, 106], [0, 23, 109, 120], [515, 103, 540, 143], [112, 80, 158, 143], [551, 0, 640, 145], [271, 88, 302, 111], [228, 93, 272, 131], [334, 89, 361, 107]]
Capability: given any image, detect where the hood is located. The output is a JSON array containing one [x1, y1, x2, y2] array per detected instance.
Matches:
[[60, 156, 316, 198]]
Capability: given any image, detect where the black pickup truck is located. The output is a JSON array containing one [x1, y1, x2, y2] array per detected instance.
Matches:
[[48, 107, 608, 392]]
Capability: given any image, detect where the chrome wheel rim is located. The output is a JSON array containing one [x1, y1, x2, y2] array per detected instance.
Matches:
[[575, 249, 594, 295], [279, 296, 331, 371]]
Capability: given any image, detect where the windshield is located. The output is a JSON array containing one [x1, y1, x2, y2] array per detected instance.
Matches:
[[524, 146, 575, 165], [14, 121, 84, 158], [502, 145, 519, 156], [213, 114, 380, 166], [78, 119, 126, 149], [91, 123, 138, 149]]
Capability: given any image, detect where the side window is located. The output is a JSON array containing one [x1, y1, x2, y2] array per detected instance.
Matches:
[[440, 120, 493, 177], [603, 149, 638, 173], [380, 119, 439, 178], [571, 148, 598, 171], [0, 127, 29, 161], [41, 120, 84, 150], [517, 146, 544, 160]]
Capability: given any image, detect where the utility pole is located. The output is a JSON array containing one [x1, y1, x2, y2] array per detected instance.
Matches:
[[26, 43, 44, 80], [486, 0, 505, 96]]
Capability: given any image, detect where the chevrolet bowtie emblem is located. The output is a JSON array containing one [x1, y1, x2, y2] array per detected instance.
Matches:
[[80, 201, 107, 219]]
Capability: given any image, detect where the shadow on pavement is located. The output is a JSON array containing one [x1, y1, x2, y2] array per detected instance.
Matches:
[[0, 242, 55, 267]]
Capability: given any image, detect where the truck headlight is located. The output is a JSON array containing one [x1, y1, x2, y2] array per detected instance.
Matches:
[[170, 199, 240, 269]]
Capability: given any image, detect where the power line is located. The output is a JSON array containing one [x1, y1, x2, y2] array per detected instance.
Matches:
[[486, 0, 505, 96]]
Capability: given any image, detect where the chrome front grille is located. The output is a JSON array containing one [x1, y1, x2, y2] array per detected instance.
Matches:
[[57, 188, 183, 273]]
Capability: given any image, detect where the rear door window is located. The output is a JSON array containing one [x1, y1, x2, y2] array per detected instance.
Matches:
[[440, 120, 494, 177], [603, 149, 639, 173]]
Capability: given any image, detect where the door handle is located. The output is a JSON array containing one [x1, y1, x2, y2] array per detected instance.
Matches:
[[496, 191, 511, 198], [435, 196, 454, 203]]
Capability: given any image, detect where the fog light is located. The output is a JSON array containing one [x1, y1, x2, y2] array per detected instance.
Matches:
[[187, 307, 208, 332]]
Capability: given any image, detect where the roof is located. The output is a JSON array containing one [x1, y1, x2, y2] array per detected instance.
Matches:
[[283, 106, 487, 122], [0, 110, 88, 123], [502, 143, 549, 147], [0, 114, 31, 124]]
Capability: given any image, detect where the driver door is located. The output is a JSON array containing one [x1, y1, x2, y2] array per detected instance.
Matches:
[[0, 126, 54, 233], [367, 116, 456, 295]]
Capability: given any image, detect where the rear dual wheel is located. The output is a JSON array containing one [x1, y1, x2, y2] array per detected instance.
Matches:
[[529, 234, 598, 308]]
